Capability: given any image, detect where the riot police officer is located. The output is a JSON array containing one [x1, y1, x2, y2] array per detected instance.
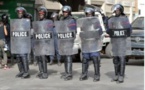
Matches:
[[49, 12, 61, 66], [35, 6, 48, 79], [78, 7, 103, 82], [59, 5, 76, 80], [15, 7, 30, 78], [107, 4, 132, 83], [26, 13, 35, 64], [26, 13, 33, 27]]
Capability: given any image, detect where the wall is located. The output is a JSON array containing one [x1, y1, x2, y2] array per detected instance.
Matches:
[[0, 0, 35, 19], [138, 0, 145, 16]]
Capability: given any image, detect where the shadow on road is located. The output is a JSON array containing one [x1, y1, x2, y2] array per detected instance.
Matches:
[[29, 69, 38, 75], [105, 71, 114, 79], [60, 71, 79, 76], [48, 69, 59, 75]]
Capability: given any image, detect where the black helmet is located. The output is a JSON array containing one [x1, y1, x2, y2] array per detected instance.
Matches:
[[111, 4, 124, 13], [15, 7, 27, 14], [84, 7, 95, 16], [38, 6, 48, 16], [62, 5, 72, 12], [51, 12, 58, 18], [1, 13, 8, 21], [26, 13, 33, 21]]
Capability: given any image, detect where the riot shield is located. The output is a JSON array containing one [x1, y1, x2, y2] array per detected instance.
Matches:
[[108, 16, 131, 56], [108, 16, 131, 38], [110, 37, 131, 56], [10, 19, 31, 54], [54, 19, 77, 55], [33, 20, 55, 56], [77, 17, 102, 53]]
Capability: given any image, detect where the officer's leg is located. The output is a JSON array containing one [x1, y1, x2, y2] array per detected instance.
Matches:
[[112, 56, 120, 81], [92, 56, 100, 82], [60, 56, 67, 78], [55, 46, 61, 66], [16, 55, 24, 78], [57, 54, 61, 66], [80, 58, 89, 81], [63, 55, 73, 81], [41, 56, 48, 79], [36, 56, 43, 78], [28, 50, 33, 64], [118, 56, 126, 83], [54, 35, 61, 66], [80, 53, 89, 81], [49, 55, 54, 65], [21, 54, 30, 78]]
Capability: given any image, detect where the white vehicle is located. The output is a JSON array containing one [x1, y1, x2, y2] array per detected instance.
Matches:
[[71, 11, 112, 61]]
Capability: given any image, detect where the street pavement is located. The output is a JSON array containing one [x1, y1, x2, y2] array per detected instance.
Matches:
[[0, 57, 144, 90]]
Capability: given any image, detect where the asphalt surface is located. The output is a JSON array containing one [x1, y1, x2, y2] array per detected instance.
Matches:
[[0, 57, 144, 90]]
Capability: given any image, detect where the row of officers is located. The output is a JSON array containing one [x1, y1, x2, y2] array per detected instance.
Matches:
[[8, 4, 132, 83]]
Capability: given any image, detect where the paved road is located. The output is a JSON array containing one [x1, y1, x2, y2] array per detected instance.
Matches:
[[0, 58, 144, 90]]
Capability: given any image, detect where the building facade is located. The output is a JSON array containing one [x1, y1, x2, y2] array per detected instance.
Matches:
[[85, 0, 136, 22]]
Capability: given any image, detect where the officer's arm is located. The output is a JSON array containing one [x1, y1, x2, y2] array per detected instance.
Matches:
[[130, 25, 132, 34], [70, 19, 77, 33], [128, 24, 132, 37], [99, 26, 103, 35], [106, 16, 112, 34]]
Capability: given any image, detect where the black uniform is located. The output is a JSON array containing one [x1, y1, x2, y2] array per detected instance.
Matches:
[[15, 7, 30, 78], [59, 5, 76, 81], [35, 6, 48, 79], [107, 4, 132, 83]]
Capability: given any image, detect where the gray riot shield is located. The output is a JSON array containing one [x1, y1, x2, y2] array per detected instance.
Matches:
[[108, 16, 131, 38], [108, 16, 131, 56], [77, 17, 102, 53], [55, 19, 77, 55], [10, 19, 31, 54], [33, 20, 55, 56]]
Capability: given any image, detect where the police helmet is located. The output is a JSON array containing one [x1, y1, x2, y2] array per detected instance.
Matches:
[[84, 7, 95, 16], [15, 7, 27, 14], [62, 5, 72, 12], [38, 6, 48, 16], [51, 12, 58, 18], [111, 4, 124, 13]]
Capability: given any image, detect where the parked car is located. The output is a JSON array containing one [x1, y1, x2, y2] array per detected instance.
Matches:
[[126, 16, 144, 62]]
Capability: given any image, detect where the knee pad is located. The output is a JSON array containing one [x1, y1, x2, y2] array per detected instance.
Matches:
[[16, 55, 21, 63], [82, 58, 88, 64], [119, 56, 126, 65], [66, 56, 72, 63], [113, 56, 119, 65]]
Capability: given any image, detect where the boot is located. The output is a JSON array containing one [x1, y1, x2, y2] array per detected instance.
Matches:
[[118, 56, 126, 83], [64, 56, 73, 81], [16, 56, 24, 78], [49, 60, 54, 65], [112, 56, 120, 81], [57, 59, 61, 66], [49, 56, 54, 65], [21, 55, 30, 79], [36, 56, 43, 78], [41, 56, 48, 79], [80, 58, 89, 81], [92, 57, 100, 82], [27, 55, 30, 70]]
